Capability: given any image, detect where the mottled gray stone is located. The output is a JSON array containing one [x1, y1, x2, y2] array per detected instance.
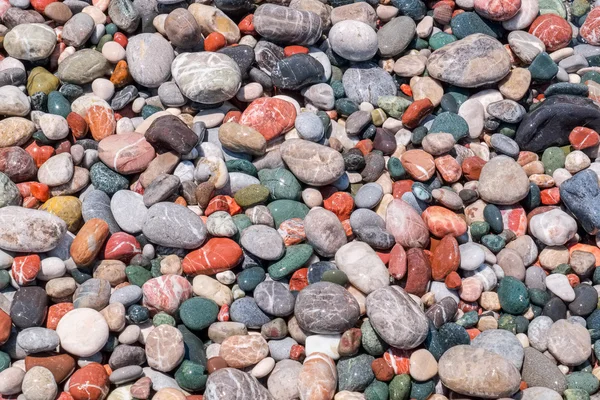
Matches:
[[342, 62, 398, 105], [240, 225, 285, 260], [253, 4, 322, 46], [142, 202, 207, 249], [0, 207, 67, 252], [254, 281, 295, 317], [57, 49, 110, 85], [471, 329, 524, 369], [205, 368, 274, 400], [521, 347, 567, 394], [126, 33, 174, 88], [16, 328, 59, 354], [280, 139, 345, 186]]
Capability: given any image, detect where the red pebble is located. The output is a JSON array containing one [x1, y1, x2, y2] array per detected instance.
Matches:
[[445, 271, 462, 289], [529, 14, 573, 52], [289, 344, 305, 362], [68, 363, 109, 400], [289, 268, 309, 291], [30, 182, 50, 202], [323, 192, 354, 221], [567, 274, 580, 287], [113, 32, 128, 48], [384, 348, 411, 375], [57, 393, 74, 400], [240, 98, 296, 141], [372, 358, 394, 382], [103, 232, 142, 263], [569, 126, 600, 150], [11, 254, 40, 286], [67, 112, 89, 139], [435, 155, 462, 183], [580, 7, 600, 46], [238, 14, 255, 35], [404, 248, 432, 296], [25, 140, 54, 168], [218, 304, 229, 322], [284, 45, 309, 57], [22, 197, 40, 208], [392, 180, 414, 199], [355, 139, 373, 155], [182, 238, 243, 276], [204, 32, 227, 52], [431, 235, 460, 281], [46, 303, 74, 330], [30, 0, 55, 12], [540, 187, 560, 205], [402, 98, 434, 129], [462, 156, 487, 180], [205, 195, 230, 216], [0, 309, 11, 345], [474, 0, 521, 21], [388, 244, 407, 280], [278, 218, 306, 246], [223, 110, 242, 124]]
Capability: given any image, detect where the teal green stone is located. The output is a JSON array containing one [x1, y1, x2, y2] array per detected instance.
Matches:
[[576, 361, 593, 373], [226, 159, 258, 177], [237, 266, 266, 291], [446, 87, 470, 108], [153, 312, 176, 327], [102, 335, 119, 352], [175, 360, 207, 392], [337, 354, 376, 391], [410, 37, 429, 50], [587, 54, 600, 67], [142, 105, 162, 119], [234, 184, 270, 208], [428, 32, 456, 50], [411, 126, 428, 146], [498, 123, 517, 138], [483, 204, 503, 234], [410, 379, 435, 400], [522, 182, 541, 210], [178, 325, 207, 366], [481, 234, 505, 252], [96, 34, 113, 52], [47, 91, 71, 118], [90, 162, 129, 196], [469, 221, 489, 242], [361, 319, 389, 356], [389, 374, 411, 400], [528, 288, 551, 306], [268, 244, 313, 279], [267, 200, 309, 227], [542, 146, 566, 175], [412, 182, 432, 202], [551, 263, 572, 275], [531, 304, 543, 318], [59, 84, 84, 102], [258, 168, 302, 201], [70, 268, 92, 284], [455, 310, 478, 328], [105, 23, 118, 35], [0, 270, 10, 290], [387, 157, 407, 180], [582, 71, 600, 85], [440, 93, 458, 113], [30, 92, 47, 113], [572, 0, 590, 16], [179, 297, 219, 331], [426, 322, 470, 360], [317, 111, 331, 132], [321, 269, 349, 286], [335, 98, 359, 116], [515, 315, 529, 333], [331, 80, 345, 99], [365, 380, 389, 400], [377, 96, 412, 119], [32, 130, 53, 145], [567, 372, 599, 394], [564, 388, 591, 400], [429, 112, 469, 141], [232, 214, 252, 242], [363, 124, 377, 140], [539, 0, 567, 17], [497, 313, 517, 333], [0, 351, 10, 372], [127, 305, 149, 324], [529, 52, 559, 81], [593, 267, 600, 285], [498, 276, 530, 314], [544, 83, 589, 97], [450, 12, 500, 39], [125, 265, 152, 287], [150, 258, 162, 278]]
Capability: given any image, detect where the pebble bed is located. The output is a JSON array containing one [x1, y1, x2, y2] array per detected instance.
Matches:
[[0, 0, 600, 398]]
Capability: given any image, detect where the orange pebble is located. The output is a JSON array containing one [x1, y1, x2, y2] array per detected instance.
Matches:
[[110, 60, 133, 87], [223, 110, 242, 124], [445, 271, 461, 289], [355, 139, 373, 155], [540, 187, 560, 205], [113, 32, 128, 48], [284, 45, 309, 57], [204, 32, 227, 52], [289, 268, 309, 291], [342, 219, 353, 238], [238, 14, 255, 35], [519, 381, 528, 391], [400, 84, 412, 97], [567, 274, 580, 287], [392, 180, 414, 198], [323, 192, 354, 221], [30, 182, 50, 202], [466, 328, 481, 340], [67, 112, 88, 139], [174, 196, 187, 206]]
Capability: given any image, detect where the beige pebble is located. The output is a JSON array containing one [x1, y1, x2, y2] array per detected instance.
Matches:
[[160, 255, 182, 275], [409, 349, 438, 381]]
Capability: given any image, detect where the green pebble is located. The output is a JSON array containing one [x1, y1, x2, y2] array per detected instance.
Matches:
[[47, 91, 72, 119], [337, 354, 375, 392], [410, 379, 435, 400], [551, 263, 572, 275], [27, 66, 60, 96], [567, 372, 599, 394], [350, 183, 363, 196], [0, 270, 10, 289], [267, 199, 309, 228], [258, 168, 302, 201], [233, 184, 270, 207], [470, 221, 490, 242], [268, 244, 313, 279], [0, 351, 10, 372], [389, 374, 411, 400], [450, 11, 501, 39], [528, 288, 551, 306], [498, 123, 517, 138], [426, 323, 470, 360], [59, 84, 84, 102], [587, 54, 600, 67], [232, 214, 252, 242], [336, 98, 359, 116], [440, 93, 458, 113], [410, 37, 429, 50], [365, 380, 389, 400], [237, 267, 266, 291], [127, 305, 149, 324], [531, 304, 543, 318], [150, 258, 162, 278], [498, 276, 530, 315], [321, 269, 349, 286], [105, 23, 118, 35], [331, 81, 346, 99], [387, 157, 407, 180], [582, 71, 600, 85], [142, 105, 162, 119], [153, 312, 176, 327], [90, 162, 129, 196], [572, 0, 590, 16], [226, 159, 258, 177], [32, 130, 53, 145], [411, 126, 428, 145], [377, 95, 412, 119], [515, 315, 529, 333], [175, 360, 207, 392], [446, 87, 470, 108], [179, 297, 219, 331], [544, 82, 589, 97], [481, 234, 505, 253], [178, 325, 207, 366], [428, 32, 457, 50], [529, 52, 559, 81], [456, 310, 478, 328], [371, 109, 387, 126], [522, 183, 541, 210], [125, 265, 152, 287], [363, 124, 377, 140], [96, 34, 113, 52], [539, 0, 567, 17], [593, 267, 600, 285], [70, 268, 92, 284], [429, 111, 469, 141], [362, 319, 389, 356], [30, 92, 47, 113], [564, 388, 591, 400], [483, 204, 503, 234], [542, 146, 566, 175], [497, 313, 517, 333]]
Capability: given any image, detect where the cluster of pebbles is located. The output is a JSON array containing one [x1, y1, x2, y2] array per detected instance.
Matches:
[[1, 0, 600, 398]]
